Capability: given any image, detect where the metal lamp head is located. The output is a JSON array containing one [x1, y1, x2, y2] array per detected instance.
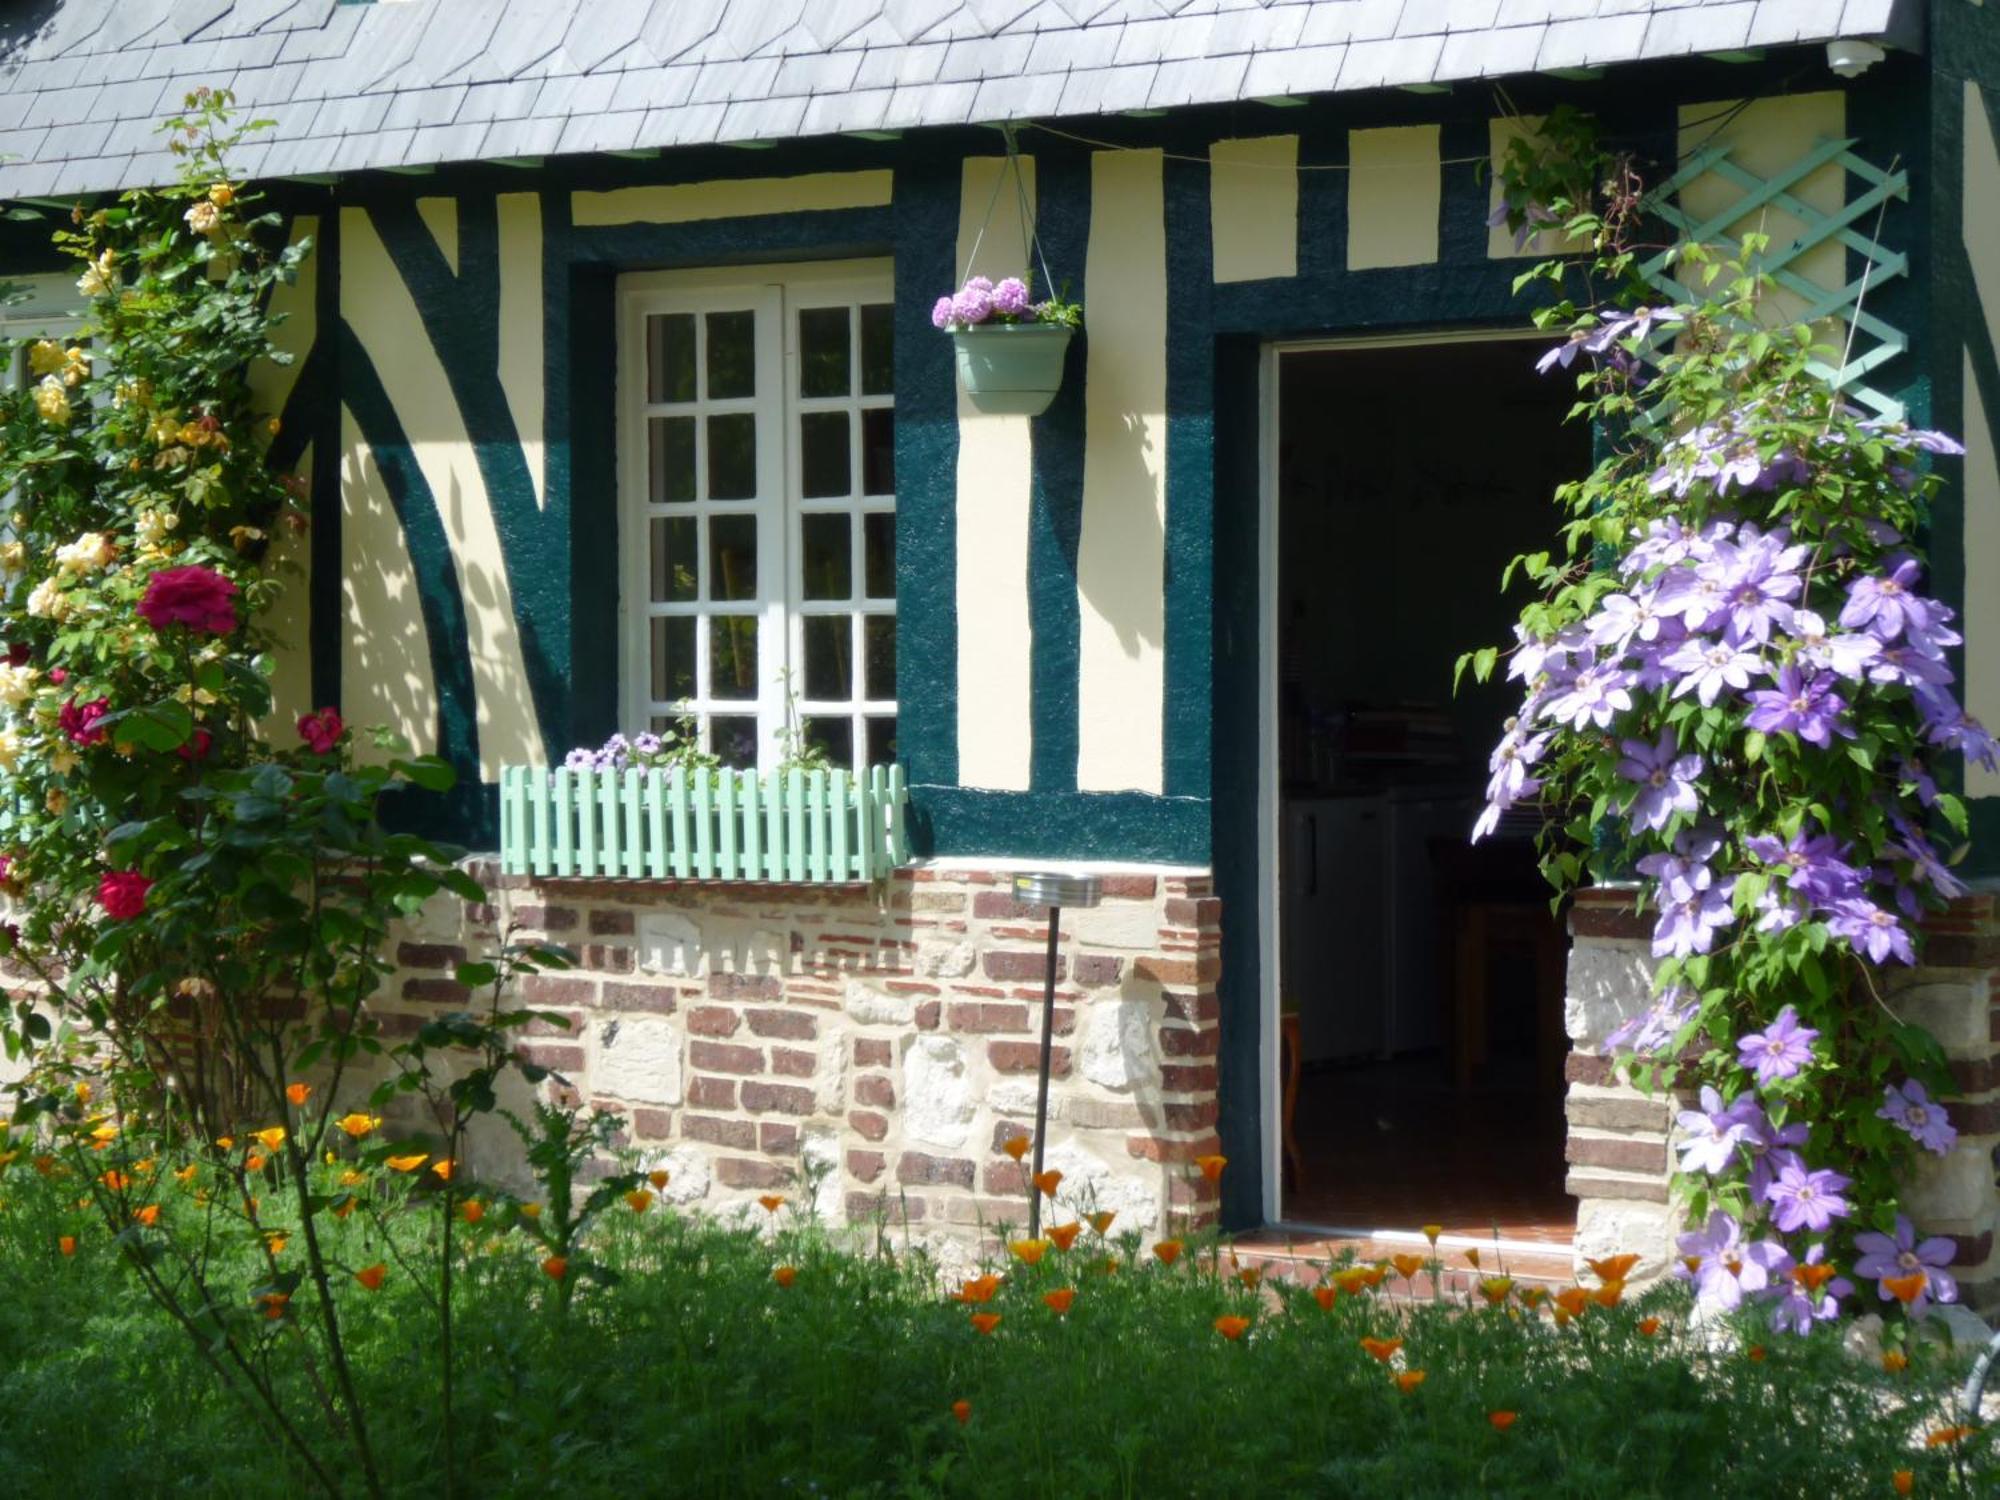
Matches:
[[1012, 869, 1103, 909]]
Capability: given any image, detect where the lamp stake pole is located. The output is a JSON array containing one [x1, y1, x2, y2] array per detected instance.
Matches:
[[1028, 903, 1062, 1240]]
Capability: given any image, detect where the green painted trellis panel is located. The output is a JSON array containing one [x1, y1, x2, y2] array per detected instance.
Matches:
[[498, 764, 910, 882], [1638, 137, 1911, 422]]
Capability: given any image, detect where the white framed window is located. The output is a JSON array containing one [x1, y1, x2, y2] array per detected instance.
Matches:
[[618, 260, 896, 772], [0, 272, 82, 390]]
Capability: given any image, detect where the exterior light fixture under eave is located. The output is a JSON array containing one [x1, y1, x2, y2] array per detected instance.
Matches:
[[1826, 39, 1887, 77]]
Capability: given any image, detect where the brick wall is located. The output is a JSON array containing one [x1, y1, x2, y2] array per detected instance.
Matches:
[[1563, 886, 2000, 1314], [372, 862, 1224, 1254]]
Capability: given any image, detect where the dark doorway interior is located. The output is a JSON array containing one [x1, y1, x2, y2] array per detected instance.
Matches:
[[1274, 338, 1590, 1242]]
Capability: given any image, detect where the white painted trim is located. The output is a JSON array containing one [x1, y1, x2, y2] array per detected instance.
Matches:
[[910, 856, 1212, 876]]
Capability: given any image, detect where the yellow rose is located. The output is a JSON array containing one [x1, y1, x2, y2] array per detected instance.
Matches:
[[0, 664, 36, 706], [183, 200, 220, 236], [25, 576, 67, 620], [77, 249, 115, 297], [0, 730, 20, 771], [27, 340, 64, 377], [0, 541, 25, 574], [208, 183, 234, 208], [32, 375, 70, 426]]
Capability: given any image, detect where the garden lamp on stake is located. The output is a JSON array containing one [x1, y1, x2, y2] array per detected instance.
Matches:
[[1012, 869, 1102, 1238]]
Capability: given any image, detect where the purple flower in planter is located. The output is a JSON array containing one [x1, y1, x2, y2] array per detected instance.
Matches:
[[931, 295, 956, 330], [1616, 730, 1703, 833], [991, 276, 1032, 316], [1675, 1086, 1760, 1176], [1663, 637, 1764, 707], [1737, 1006, 1818, 1086], [1853, 1215, 1958, 1315], [563, 747, 595, 770], [1828, 897, 1915, 965], [1763, 1158, 1852, 1233], [1769, 1244, 1852, 1336], [1603, 987, 1700, 1057], [1840, 555, 1934, 642], [1744, 664, 1850, 748], [1675, 1210, 1788, 1312], [951, 283, 994, 325], [1878, 1080, 1958, 1156], [1789, 609, 1880, 681], [1542, 664, 1633, 731]]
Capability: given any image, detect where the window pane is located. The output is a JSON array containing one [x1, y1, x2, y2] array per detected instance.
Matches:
[[711, 715, 759, 768], [649, 616, 695, 703], [861, 407, 894, 496], [860, 303, 893, 396], [707, 412, 756, 500], [864, 613, 895, 699], [804, 716, 852, 768], [801, 513, 851, 601], [649, 516, 697, 602], [708, 513, 757, 600], [798, 306, 851, 398], [648, 417, 695, 503], [865, 715, 898, 767], [705, 310, 755, 399], [800, 411, 850, 499], [647, 313, 696, 403], [863, 511, 894, 600], [804, 614, 853, 700], [709, 615, 758, 700]]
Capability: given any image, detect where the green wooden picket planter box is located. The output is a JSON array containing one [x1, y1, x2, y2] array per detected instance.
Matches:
[[952, 322, 1073, 416], [499, 764, 910, 883]]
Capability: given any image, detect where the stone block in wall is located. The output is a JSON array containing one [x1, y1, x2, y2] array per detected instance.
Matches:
[[902, 1034, 974, 1149], [1899, 1137, 2000, 1233], [845, 978, 918, 1026], [1080, 997, 1160, 1092], [1884, 970, 1996, 1057], [1563, 934, 1655, 1046], [1065, 900, 1166, 951]]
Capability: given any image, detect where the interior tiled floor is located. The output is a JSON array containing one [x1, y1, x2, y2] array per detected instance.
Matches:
[[1282, 1052, 1574, 1245]]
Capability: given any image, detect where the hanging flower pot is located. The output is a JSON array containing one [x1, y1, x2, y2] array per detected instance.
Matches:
[[934, 272, 1082, 418]]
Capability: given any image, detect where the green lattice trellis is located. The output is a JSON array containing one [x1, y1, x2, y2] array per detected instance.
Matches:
[[1639, 137, 1911, 421]]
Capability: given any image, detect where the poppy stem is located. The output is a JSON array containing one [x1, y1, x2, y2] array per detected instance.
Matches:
[[1028, 903, 1063, 1241]]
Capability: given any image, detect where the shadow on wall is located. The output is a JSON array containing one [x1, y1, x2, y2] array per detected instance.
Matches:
[[1079, 408, 1166, 660], [340, 432, 440, 760]]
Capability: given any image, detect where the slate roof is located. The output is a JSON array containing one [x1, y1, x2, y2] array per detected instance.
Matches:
[[0, 0, 1920, 198]]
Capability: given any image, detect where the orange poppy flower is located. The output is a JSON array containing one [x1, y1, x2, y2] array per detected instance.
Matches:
[[332, 1197, 356, 1221], [1394, 1370, 1426, 1394], [1086, 1210, 1116, 1236], [460, 1200, 485, 1225], [758, 1194, 786, 1214], [1519, 1287, 1549, 1309], [285, 1082, 312, 1107], [259, 1292, 290, 1320], [1195, 1154, 1227, 1183], [430, 1159, 455, 1182], [520, 1203, 543, 1221], [1925, 1425, 1973, 1448], [99, 1169, 130, 1192], [969, 1312, 1001, 1335], [1554, 1288, 1590, 1319], [33, 1154, 56, 1176], [339, 1169, 366, 1187], [1479, 1276, 1514, 1307], [1001, 1136, 1031, 1162], [1421, 1223, 1443, 1245], [1152, 1238, 1183, 1266], [1638, 1316, 1662, 1337], [1391, 1253, 1425, 1281], [1048, 1221, 1082, 1251], [1332, 1267, 1373, 1296], [1747, 1345, 1766, 1363], [253, 1127, 287, 1153], [541, 1255, 568, 1281], [1312, 1284, 1337, 1311], [244, 1153, 267, 1173], [1884, 1272, 1928, 1305], [1360, 1337, 1403, 1363], [265, 1233, 289, 1255], [1043, 1288, 1076, 1316], [134, 1204, 160, 1227], [90, 1123, 119, 1148], [355, 1263, 387, 1292], [214, 1136, 234, 1152], [1882, 1350, 1909, 1374], [1791, 1261, 1839, 1294], [58, 1235, 76, 1257], [1892, 1470, 1913, 1497], [1463, 1248, 1481, 1270], [1489, 1410, 1517, 1432], [385, 1153, 427, 1173], [1008, 1238, 1051, 1266], [952, 1399, 972, 1425], [772, 1265, 798, 1288], [1098, 1257, 1120, 1276], [1585, 1253, 1639, 1284], [956, 1274, 1002, 1304], [1236, 1265, 1263, 1290], [1213, 1315, 1251, 1341], [648, 1169, 671, 1190], [1590, 1280, 1625, 1309], [1358, 1265, 1388, 1290], [625, 1189, 654, 1214], [1032, 1170, 1063, 1199], [174, 1164, 198, 1186], [336, 1113, 380, 1140]]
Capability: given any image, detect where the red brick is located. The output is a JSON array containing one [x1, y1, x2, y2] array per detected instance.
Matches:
[[687, 1076, 738, 1110], [772, 1047, 817, 1077], [632, 1108, 673, 1139], [583, 943, 635, 973], [947, 1001, 1030, 1034], [848, 1190, 924, 1221], [402, 977, 472, 1006], [1564, 1136, 1668, 1173], [600, 982, 679, 1014], [849, 1109, 889, 1142], [1124, 1133, 1220, 1163], [520, 974, 598, 1006], [984, 950, 1064, 983], [855, 1074, 896, 1108], [688, 1005, 743, 1038], [915, 1000, 940, 1030], [1953, 1058, 1998, 1096], [511, 904, 579, 932], [1072, 954, 1123, 987], [368, 1011, 424, 1037], [988, 1041, 1070, 1076], [854, 1038, 893, 1067], [898, 1151, 975, 1188], [992, 1122, 1033, 1152], [1164, 897, 1222, 929], [517, 1042, 585, 1072], [683, 1114, 757, 1149], [1100, 874, 1158, 900], [747, 1007, 818, 1040], [689, 1040, 763, 1075], [1164, 1099, 1218, 1131], [847, 1149, 886, 1183], [1952, 1100, 2000, 1136], [983, 1161, 1027, 1195], [588, 908, 636, 936], [742, 1080, 815, 1116], [716, 1158, 790, 1189], [1160, 990, 1220, 1025], [1132, 955, 1217, 986], [711, 971, 784, 1001], [523, 1010, 582, 1037], [1160, 1063, 1218, 1094], [396, 941, 466, 970], [1158, 1026, 1219, 1058], [760, 1122, 800, 1155], [972, 890, 1037, 921]]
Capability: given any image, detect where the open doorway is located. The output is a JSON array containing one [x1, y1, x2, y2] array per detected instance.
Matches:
[[1271, 335, 1590, 1244]]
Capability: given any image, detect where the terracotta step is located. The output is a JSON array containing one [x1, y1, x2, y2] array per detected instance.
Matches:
[[1229, 1228, 1580, 1298]]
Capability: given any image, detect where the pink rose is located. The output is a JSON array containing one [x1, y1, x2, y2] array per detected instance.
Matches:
[[175, 728, 213, 762], [98, 871, 152, 921], [48, 666, 66, 685], [137, 565, 239, 635], [297, 708, 345, 755], [59, 696, 109, 747]]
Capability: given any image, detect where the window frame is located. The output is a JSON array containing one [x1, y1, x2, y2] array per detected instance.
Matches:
[[616, 258, 895, 774]]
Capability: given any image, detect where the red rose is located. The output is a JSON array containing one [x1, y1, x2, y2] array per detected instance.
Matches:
[[47, 666, 67, 685], [58, 696, 109, 747], [4, 643, 28, 667], [297, 708, 344, 755], [98, 871, 152, 921], [137, 565, 239, 635], [175, 728, 213, 762]]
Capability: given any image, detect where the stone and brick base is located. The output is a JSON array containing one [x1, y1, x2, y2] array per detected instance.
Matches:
[[1563, 886, 2000, 1315], [371, 861, 1223, 1260]]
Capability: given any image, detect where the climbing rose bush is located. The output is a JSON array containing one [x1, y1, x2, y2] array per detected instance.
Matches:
[[1476, 114, 1989, 1337]]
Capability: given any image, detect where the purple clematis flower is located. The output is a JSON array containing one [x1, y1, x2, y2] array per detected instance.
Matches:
[[1663, 637, 1764, 707], [1840, 555, 1934, 642], [1674, 1210, 1788, 1312], [1768, 1244, 1852, 1336], [1878, 1079, 1958, 1156], [1616, 730, 1702, 833], [1652, 879, 1736, 958], [1744, 664, 1849, 748], [1764, 1159, 1852, 1233], [1737, 1006, 1818, 1086], [1603, 988, 1700, 1058], [1743, 830, 1865, 908], [1828, 898, 1915, 965], [1675, 1086, 1760, 1176], [1853, 1215, 1958, 1315], [1542, 664, 1634, 731], [1789, 609, 1881, 681], [1587, 591, 1670, 652]]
